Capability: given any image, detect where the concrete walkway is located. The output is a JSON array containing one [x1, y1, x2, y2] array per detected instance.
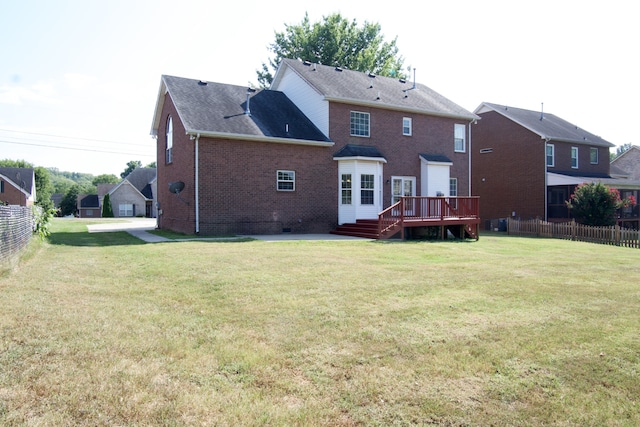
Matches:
[[86, 219, 369, 243]]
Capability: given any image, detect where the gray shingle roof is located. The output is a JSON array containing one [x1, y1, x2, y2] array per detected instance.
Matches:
[[476, 102, 614, 148], [79, 194, 99, 208], [333, 144, 386, 159], [419, 154, 453, 163], [0, 167, 34, 194], [125, 167, 156, 194], [156, 75, 331, 143], [274, 59, 478, 120]]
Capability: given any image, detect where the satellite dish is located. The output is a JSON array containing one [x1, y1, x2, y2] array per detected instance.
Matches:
[[168, 181, 185, 194]]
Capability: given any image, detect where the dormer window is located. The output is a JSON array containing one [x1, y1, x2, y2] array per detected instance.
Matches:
[[166, 116, 173, 164]]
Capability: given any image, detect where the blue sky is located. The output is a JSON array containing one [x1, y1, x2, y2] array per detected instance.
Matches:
[[1, 0, 637, 176]]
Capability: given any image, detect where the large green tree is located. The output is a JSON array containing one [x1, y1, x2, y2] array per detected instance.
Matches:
[[92, 174, 119, 187], [257, 12, 405, 87], [60, 184, 80, 217]]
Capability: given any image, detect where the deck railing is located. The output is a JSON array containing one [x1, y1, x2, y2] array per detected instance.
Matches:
[[378, 196, 480, 237]]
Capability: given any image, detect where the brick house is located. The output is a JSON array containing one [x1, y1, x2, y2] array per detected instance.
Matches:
[[610, 145, 640, 228], [0, 167, 36, 206], [95, 168, 157, 218], [472, 102, 639, 226], [150, 59, 479, 237]]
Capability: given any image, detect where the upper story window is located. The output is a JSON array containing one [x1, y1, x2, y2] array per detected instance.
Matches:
[[350, 111, 370, 137], [454, 124, 466, 152], [571, 147, 579, 168], [590, 147, 599, 164], [546, 143, 555, 167], [166, 116, 173, 164], [277, 170, 295, 191], [402, 117, 412, 136]]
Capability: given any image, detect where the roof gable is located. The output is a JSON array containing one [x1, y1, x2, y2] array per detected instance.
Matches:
[[475, 102, 614, 148], [0, 167, 35, 196], [272, 59, 478, 121], [151, 75, 331, 145]]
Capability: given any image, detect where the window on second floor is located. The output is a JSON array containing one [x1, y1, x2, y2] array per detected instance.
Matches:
[[166, 116, 173, 164], [350, 111, 370, 137], [277, 170, 295, 191], [402, 117, 412, 136], [546, 143, 555, 167], [454, 124, 466, 152], [590, 147, 599, 164], [571, 147, 579, 168]]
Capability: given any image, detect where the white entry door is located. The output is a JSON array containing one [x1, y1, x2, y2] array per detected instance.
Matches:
[[391, 176, 416, 215]]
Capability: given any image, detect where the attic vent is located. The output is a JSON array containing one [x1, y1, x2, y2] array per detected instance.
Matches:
[[479, 148, 493, 154], [198, 80, 207, 86]]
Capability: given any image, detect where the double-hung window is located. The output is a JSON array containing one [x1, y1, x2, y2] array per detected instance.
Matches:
[[277, 170, 295, 191], [454, 124, 466, 152], [590, 147, 599, 164], [360, 174, 374, 205], [546, 144, 555, 167], [571, 147, 579, 168], [449, 178, 458, 197], [402, 117, 412, 136], [119, 203, 134, 217], [341, 174, 352, 205], [350, 111, 370, 137], [166, 116, 173, 164]]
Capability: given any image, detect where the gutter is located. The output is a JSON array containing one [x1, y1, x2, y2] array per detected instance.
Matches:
[[186, 130, 333, 147]]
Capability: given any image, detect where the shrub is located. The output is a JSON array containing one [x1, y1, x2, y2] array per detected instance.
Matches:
[[566, 182, 636, 226]]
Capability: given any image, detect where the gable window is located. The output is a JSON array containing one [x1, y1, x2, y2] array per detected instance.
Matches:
[[350, 111, 370, 137], [402, 117, 412, 136], [454, 124, 466, 152], [360, 174, 374, 205], [546, 143, 555, 167], [277, 170, 295, 191], [0, 180, 3, 193], [590, 147, 599, 164], [341, 174, 352, 204], [119, 203, 134, 217], [449, 178, 458, 197], [166, 116, 173, 164], [571, 147, 579, 168]]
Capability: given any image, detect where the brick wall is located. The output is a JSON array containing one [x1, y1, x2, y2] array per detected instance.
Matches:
[[329, 102, 471, 204], [0, 180, 29, 206], [472, 111, 546, 220]]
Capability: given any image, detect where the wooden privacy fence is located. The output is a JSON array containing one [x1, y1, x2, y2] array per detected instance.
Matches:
[[507, 219, 640, 248]]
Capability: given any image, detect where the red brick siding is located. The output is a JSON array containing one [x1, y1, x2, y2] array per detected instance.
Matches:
[[472, 111, 546, 220], [548, 142, 609, 176], [329, 102, 471, 204], [0, 181, 28, 206]]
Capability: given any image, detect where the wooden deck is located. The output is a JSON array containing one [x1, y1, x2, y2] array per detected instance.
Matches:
[[333, 197, 480, 240]]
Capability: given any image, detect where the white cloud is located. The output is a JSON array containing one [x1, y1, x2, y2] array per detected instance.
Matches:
[[0, 81, 57, 105]]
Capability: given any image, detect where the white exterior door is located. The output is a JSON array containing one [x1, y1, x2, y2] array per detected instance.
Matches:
[[391, 176, 416, 215], [338, 160, 384, 224]]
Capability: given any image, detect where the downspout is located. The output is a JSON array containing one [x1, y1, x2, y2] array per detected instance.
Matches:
[[195, 133, 200, 234], [468, 119, 475, 196], [544, 137, 550, 221]]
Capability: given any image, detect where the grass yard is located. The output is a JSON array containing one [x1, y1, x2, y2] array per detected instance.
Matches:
[[1, 219, 639, 426]]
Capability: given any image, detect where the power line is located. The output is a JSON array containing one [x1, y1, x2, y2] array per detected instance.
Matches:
[[0, 139, 154, 157], [0, 128, 152, 147]]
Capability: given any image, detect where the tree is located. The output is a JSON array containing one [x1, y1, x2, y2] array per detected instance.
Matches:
[[145, 161, 156, 169], [60, 184, 80, 217], [610, 143, 633, 161], [121, 160, 142, 179], [34, 166, 54, 211], [102, 193, 114, 217], [566, 182, 636, 226], [256, 12, 405, 87], [92, 174, 119, 186]]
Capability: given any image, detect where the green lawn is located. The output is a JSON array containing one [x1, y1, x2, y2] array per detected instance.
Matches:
[[1, 219, 638, 426]]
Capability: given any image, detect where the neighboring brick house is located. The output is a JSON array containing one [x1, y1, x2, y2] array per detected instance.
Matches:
[[471, 102, 640, 225], [611, 145, 640, 181], [150, 59, 478, 236], [104, 168, 157, 218], [610, 145, 640, 228], [0, 167, 36, 206], [77, 194, 100, 218]]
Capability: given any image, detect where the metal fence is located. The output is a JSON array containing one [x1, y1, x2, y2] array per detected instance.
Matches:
[[0, 205, 34, 267], [507, 218, 640, 249]]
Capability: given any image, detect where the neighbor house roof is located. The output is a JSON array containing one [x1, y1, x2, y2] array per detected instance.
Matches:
[[475, 102, 614, 148], [150, 75, 332, 146], [79, 194, 99, 208], [272, 58, 479, 121], [109, 168, 156, 200], [0, 167, 35, 196]]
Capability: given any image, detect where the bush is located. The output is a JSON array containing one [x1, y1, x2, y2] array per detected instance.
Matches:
[[567, 182, 636, 226]]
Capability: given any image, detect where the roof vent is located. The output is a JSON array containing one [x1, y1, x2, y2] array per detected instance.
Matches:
[[245, 88, 256, 116], [335, 66, 343, 72], [198, 80, 207, 86]]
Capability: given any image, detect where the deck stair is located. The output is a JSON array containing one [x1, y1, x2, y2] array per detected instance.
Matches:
[[330, 219, 380, 239]]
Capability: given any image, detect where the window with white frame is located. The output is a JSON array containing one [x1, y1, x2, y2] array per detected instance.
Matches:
[[402, 117, 412, 136], [277, 170, 295, 191], [360, 174, 374, 205], [590, 147, 599, 164], [341, 174, 352, 204], [454, 124, 466, 152], [119, 203, 134, 217], [571, 147, 579, 168], [350, 111, 370, 137], [449, 178, 458, 197], [546, 144, 555, 167], [166, 116, 173, 164]]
